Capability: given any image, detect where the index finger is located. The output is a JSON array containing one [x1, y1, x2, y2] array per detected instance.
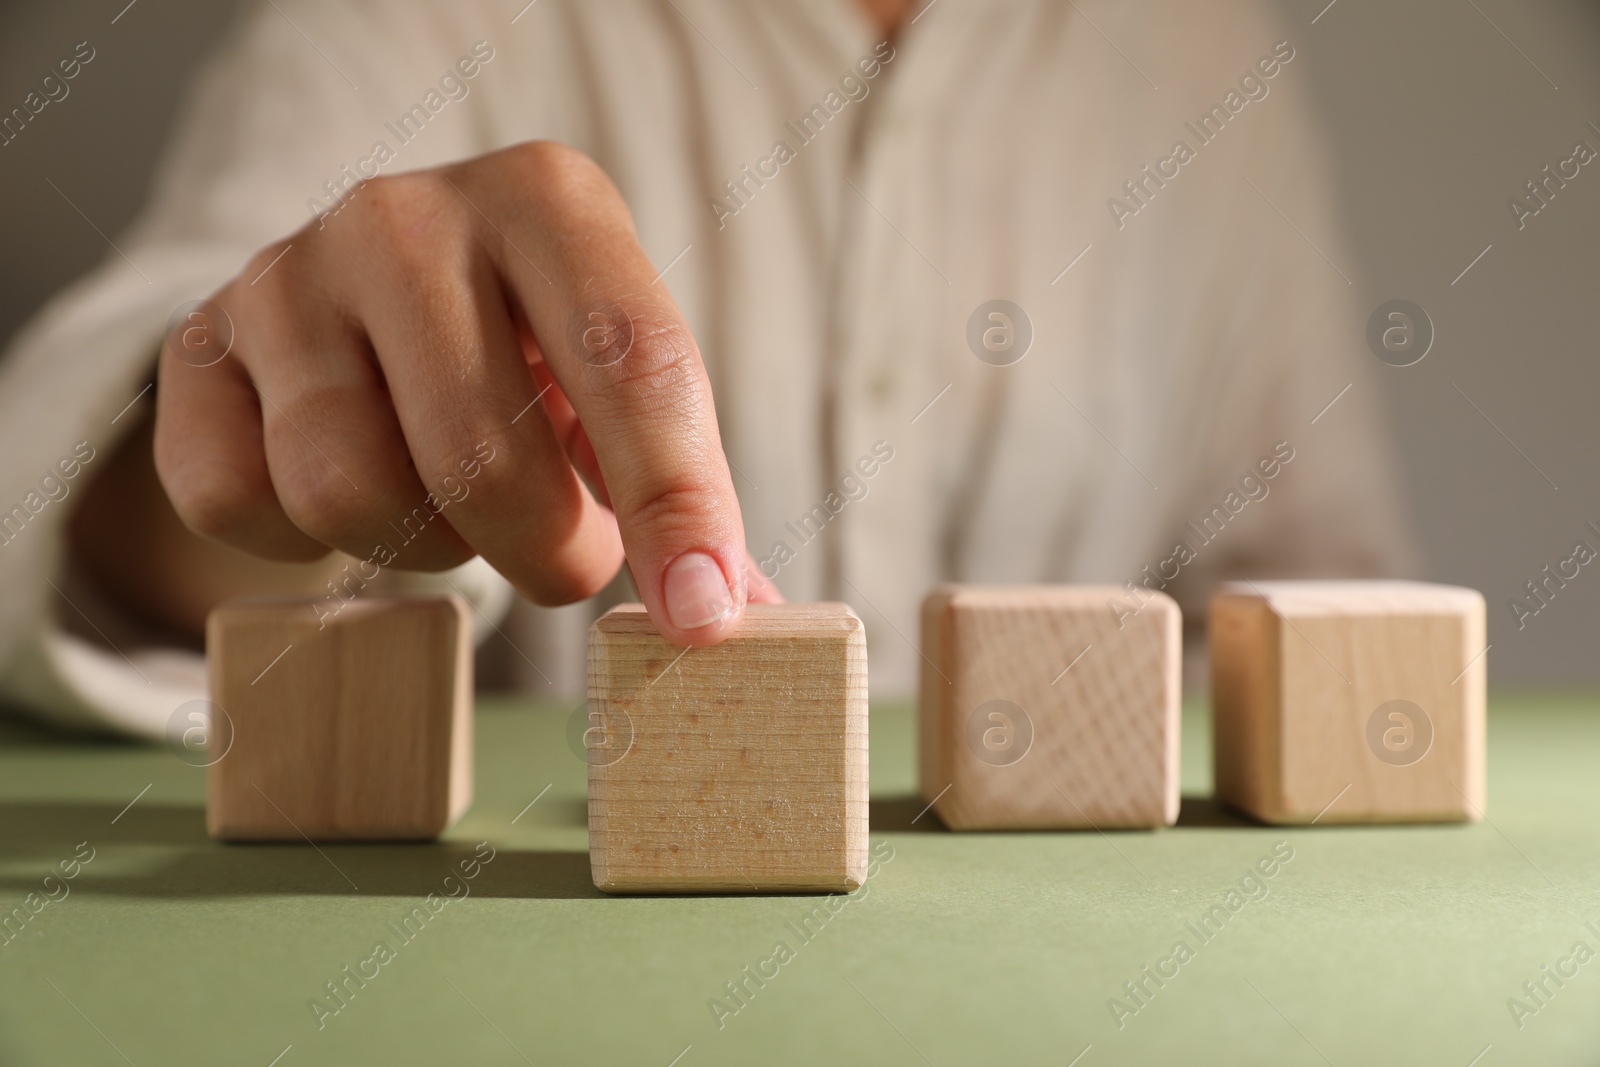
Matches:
[[472, 143, 749, 645]]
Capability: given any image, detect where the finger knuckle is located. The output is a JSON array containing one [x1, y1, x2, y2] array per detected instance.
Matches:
[[236, 242, 293, 289], [501, 140, 607, 194], [341, 172, 450, 244], [277, 463, 369, 548], [423, 429, 506, 498], [161, 302, 240, 373], [157, 454, 266, 544], [495, 140, 630, 226], [627, 477, 726, 541], [449, 461, 511, 515], [588, 314, 703, 400], [351, 172, 415, 219]]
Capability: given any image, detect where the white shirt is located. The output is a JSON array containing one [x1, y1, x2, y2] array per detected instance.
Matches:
[[0, 0, 1413, 735]]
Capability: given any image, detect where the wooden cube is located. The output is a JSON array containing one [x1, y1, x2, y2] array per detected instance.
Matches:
[[586, 603, 867, 893], [1210, 580, 1486, 824], [205, 595, 473, 840], [918, 585, 1181, 830]]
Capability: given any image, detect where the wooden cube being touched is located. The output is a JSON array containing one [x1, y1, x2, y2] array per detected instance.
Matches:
[[1210, 581, 1487, 825], [586, 603, 868, 894], [206, 595, 473, 841], [918, 585, 1181, 830]]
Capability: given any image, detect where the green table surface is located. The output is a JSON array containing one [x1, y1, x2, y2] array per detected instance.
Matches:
[[2, 694, 1598, 1066]]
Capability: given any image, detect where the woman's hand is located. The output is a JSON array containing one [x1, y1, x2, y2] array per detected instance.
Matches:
[[154, 141, 777, 644]]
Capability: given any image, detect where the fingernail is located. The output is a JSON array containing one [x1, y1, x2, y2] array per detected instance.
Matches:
[[664, 551, 734, 630]]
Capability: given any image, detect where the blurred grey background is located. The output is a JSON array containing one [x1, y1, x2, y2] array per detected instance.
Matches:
[[1, 0, 1597, 686]]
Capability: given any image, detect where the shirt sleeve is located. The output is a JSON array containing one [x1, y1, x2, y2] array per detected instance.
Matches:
[[0, 0, 513, 737]]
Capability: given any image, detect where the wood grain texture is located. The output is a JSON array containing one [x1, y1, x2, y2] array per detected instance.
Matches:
[[587, 603, 868, 894], [206, 595, 473, 841], [1210, 580, 1486, 825], [918, 585, 1181, 830]]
